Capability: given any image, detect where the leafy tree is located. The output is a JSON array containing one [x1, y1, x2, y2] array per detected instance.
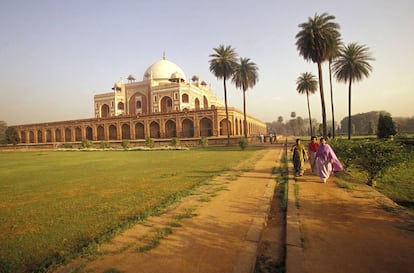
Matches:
[[232, 57, 259, 138], [5, 127, 20, 145], [0, 120, 7, 144], [209, 45, 238, 145], [377, 114, 397, 139], [296, 72, 318, 136], [352, 140, 403, 186], [333, 43, 374, 139], [328, 34, 342, 138], [296, 12, 341, 137]]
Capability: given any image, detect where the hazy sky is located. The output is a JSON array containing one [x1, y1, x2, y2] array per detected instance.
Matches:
[[1, 0, 413, 126]]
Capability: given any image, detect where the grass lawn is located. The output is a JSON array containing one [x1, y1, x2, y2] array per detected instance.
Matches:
[[0, 148, 259, 273]]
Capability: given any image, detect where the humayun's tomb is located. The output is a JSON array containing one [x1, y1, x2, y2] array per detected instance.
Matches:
[[12, 56, 266, 146]]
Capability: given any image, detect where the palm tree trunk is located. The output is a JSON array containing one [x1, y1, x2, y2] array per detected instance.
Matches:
[[329, 59, 335, 138], [306, 91, 313, 136], [348, 80, 352, 140], [317, 62, 327, 137], [243, 88, 247, 138], [223, 77, 230, 145]]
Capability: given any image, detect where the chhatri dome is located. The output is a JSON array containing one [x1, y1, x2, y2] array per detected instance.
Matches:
[[143, 54, 186, 82]]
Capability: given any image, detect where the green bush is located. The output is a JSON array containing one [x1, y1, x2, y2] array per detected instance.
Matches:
[[81, 139, 92, 149], [329, 139, 358, 169], [351, 140, 404, 186], [100, 141, 110, 149], [171, 137, 180, 147], [121, 140, 130, 149], [199, 137, 208, 148], [145, 138, 155, 148], [61, 143, 73, 149], [238, 137, 248, 150]]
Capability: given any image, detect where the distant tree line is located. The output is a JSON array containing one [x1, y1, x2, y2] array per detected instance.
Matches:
[[266, 111, 414, 137]]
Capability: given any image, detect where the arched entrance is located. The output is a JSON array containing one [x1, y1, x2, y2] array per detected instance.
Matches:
[[101, 104, 110, 118], [165, 120, 176, 138], [182, 118, 194, 138], [135, 122, 145, 139], [220, 119, 232, 136], [200, 117, 213, 137], [109, 125, 117, 140], [150, 121, 160, 138], [75, 127, 82, 141], [86, 126, 93, 140], [97, 125, 105, 140], [160, 96, 173, 113], [121, 123, 130, 139]]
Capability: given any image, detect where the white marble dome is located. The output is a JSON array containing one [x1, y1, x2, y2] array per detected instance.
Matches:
[[143, 58, 186, 82]]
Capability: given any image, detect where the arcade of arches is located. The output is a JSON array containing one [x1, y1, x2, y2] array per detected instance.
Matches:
[[14, 108, 266, 144]]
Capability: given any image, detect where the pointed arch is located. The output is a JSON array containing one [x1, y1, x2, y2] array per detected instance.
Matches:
[[200, 117, 213, 137], [101, 104, 110, 118], [121, 123, 131, 139], [135, 122, 145, 139], [150, 121, 160, 138], [182, 118, 194, 138]]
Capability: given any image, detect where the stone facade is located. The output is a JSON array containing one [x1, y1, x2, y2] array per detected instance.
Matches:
[[12, 57, 266, 145]]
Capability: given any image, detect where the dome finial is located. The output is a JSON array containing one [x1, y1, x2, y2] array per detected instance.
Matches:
[[163, 50, 166, 60]]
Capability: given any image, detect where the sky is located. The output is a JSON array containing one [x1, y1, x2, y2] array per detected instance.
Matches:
[[1, 0, 413, 126]]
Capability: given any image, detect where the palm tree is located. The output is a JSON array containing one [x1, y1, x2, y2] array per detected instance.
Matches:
[[296, 72, 318, 136], [328, 35, 342, 138], [333, 42, 374, 139], [295, 12, 341, 137], [232, 57, 259, 138], [209, 45, 238, 145]]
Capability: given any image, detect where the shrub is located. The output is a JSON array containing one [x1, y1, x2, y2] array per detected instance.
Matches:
[[199, 137, 208, 148], [329, 139, 358, 169], [100, 141, 110, 149], [352, 140, 404, 186], [171, 137, 180, 147], [61, 143, 73, 149], [81, 139, 92, 149], [121, 140, 130, 149], [238, 137, 248, 150], [145, 138, 155, 148], [377, 114, 397, 139]]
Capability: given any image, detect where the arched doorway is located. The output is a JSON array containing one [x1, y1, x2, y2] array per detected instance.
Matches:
[[97, 125, 105, 140], [150, 121, 160, 138], [29, 131, 35, 143], [55, 129, 62, 142], [200, 117, 213, 137], [75, 127, 82, 141], [101, 104, 110, 118], [121, 123, 130, 139], [220, 119, 232, 136], [86, 126, 93, 140], [203, 96, 208, 109], [109, 125, 117, 140], [182, 118, 194, 138], [160, 96, 173, 113], [135, 122, 145, 139], [195, 98, 200, 110], [165, 120, 176, 138], [65, 128, 71, 142]]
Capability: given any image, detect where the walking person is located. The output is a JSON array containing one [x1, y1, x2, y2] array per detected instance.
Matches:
[[315, 137, 343, 183], [308, 136, 319, 174], [292, 138, 308, 176]]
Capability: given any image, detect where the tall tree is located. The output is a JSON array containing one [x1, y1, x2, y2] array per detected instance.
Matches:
[[209, 45, 238, 145], [328, 35, 342, 138], [295, 12, 341, 137], [296, 72, 318, 136], [232, 57, 259, 138], [333, 42, 374, 139]]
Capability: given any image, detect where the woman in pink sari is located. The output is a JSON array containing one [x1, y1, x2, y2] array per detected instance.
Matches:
[[315, 137, 344, 183]]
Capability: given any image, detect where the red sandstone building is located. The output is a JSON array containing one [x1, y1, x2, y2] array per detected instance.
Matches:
[[13, 56, 266, 145]]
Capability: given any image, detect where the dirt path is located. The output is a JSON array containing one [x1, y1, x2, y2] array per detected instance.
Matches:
[[289, 169, 414, 273], [54, 147, 283, 273]]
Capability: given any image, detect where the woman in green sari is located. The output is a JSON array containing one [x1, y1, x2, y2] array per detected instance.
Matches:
[[292, 138, 309, 176]]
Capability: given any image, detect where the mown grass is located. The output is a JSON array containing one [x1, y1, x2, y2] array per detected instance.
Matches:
[[0, 147, 258, 273]]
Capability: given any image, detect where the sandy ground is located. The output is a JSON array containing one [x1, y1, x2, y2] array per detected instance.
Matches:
[[292, 169, 414, 273]]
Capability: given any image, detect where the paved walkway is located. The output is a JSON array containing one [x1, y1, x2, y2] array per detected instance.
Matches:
[[286, 157, 414, 273]]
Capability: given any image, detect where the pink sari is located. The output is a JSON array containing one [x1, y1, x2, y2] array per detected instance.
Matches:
[[315, 144, 343, 182]]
